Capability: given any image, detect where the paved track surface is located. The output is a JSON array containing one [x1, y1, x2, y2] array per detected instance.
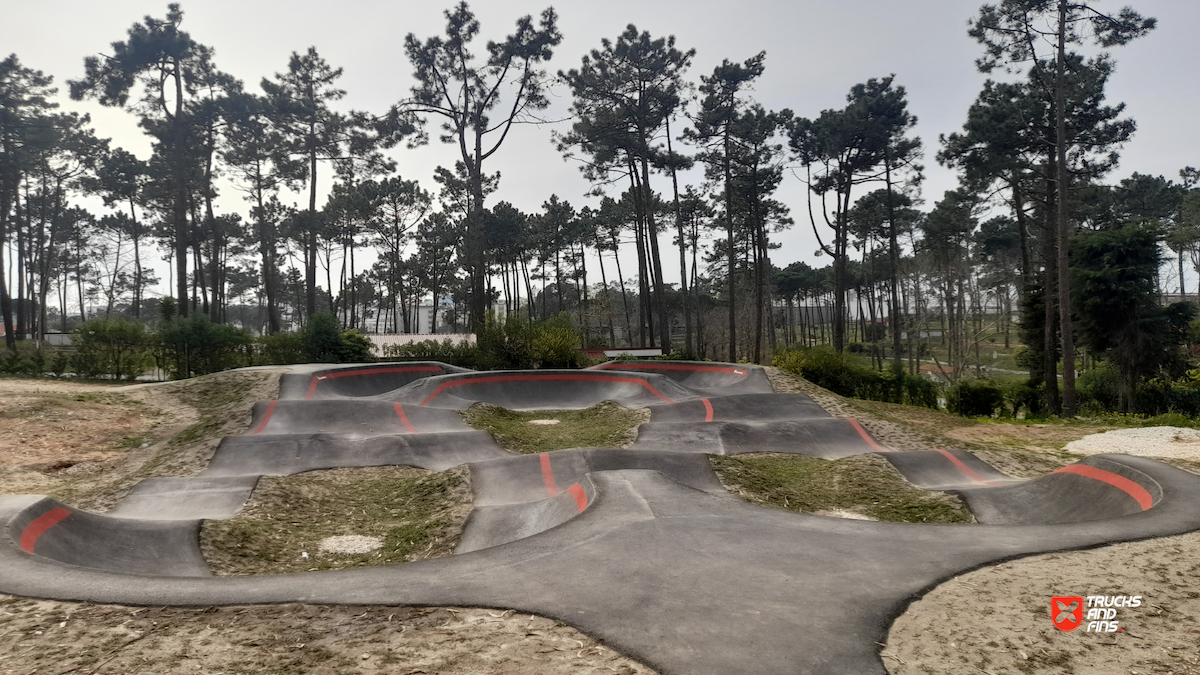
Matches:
[[4, 360, 1200, 675]]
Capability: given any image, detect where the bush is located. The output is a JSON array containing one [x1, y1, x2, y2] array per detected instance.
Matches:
[[1076, 366, 1121, 412], [70, 317, 150, 380], [948, 379, 1005, 417], [256, 332, 305, 365], [773, 346, 938, 408], [385, 312, 586, 370], [299, 312, 374, 364], [530, 313, 585, 369], [1004, 380, 1044, 417], [158, 315, 252, 379]]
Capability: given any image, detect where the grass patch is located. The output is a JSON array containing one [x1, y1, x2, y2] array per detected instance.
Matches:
[[200, 465, 472, 575], [460, 401, 649, 454], [161, 372, 264, 448], [710, 453, 973, 523]]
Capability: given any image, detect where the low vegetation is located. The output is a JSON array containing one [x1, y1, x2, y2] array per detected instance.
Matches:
[[774, 346, 939, 408], [461, 401, 648, 453], [200, 466, 472, 575], [711, 453, 973, 524]]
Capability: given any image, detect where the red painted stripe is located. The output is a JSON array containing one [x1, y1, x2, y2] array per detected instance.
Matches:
[[539, 453, 560, 496], [1052, 464, 1154, 510], [594, 363, 747, 375], [305, 366, 443, 399], [567, 483, 588, 512], [20, 507, 72, 553], [250, 400, 277, 435], [418, 374, 675, 406], [701, 398, 714, 422], [393, 403, 418, 434], [935, 449, 1005, 486], [848, 418, 889, 452]]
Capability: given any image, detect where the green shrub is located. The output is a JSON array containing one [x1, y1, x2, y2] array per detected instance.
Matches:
[[385, 312, 585, 370], [337, 329, 374, 363], [1076, 366, 1121, 412], [158, 315, 252, 379], [297, 312, 376, 364], [49, 350, 68, 377], [256, 332, 305, 365], [71, 317, 150, 380], [1003, 380, 1044, 417], [773, 346, 938, 408], [301, 312, 344, 362], [948, 379, 1005, 417], [531, 313, 585, 368]]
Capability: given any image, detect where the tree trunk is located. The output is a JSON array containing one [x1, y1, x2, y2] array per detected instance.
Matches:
[[1056, 0, 1077, 417]]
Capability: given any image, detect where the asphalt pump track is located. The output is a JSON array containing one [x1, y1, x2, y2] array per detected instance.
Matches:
[[4, 360, 1200, 674]]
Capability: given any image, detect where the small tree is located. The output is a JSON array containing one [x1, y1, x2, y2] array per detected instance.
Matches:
[[1073, 223, 1194, 410]]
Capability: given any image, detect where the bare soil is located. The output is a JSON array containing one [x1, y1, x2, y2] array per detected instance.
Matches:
[[0, 597, 655, 675], [881, 532, 1200, 675]]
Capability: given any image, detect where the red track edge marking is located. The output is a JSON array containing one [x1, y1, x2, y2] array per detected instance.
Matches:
[[250, 401, 277, 435], [418, 374, 675, 406], [701, 398, 714, 422], [393, 403, 418, 434], [20, 507, 72, 553], [539, 453, 560, 496], [1052, 464, 1154, 510], [848, 418, 889, 452], [305, 377, 319, 400], [567, 483, 588, 512], [935, 449, 1005, 486], [594, 363, 746, 375]]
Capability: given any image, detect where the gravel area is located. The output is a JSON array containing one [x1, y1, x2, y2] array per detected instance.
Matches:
[[1065, 426, 1200, 460], [318, 535, 384, 555]]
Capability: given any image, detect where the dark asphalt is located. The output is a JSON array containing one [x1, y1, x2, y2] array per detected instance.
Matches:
[[3, 360, 1198, 675]]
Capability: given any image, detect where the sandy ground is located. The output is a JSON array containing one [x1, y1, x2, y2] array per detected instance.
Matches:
[[764, 368, 1200, 674], [881, 533, 1200, 675], [1067, 426, 1200, 461], [0, 379, 161, 496], [0, 597, 654, 675]]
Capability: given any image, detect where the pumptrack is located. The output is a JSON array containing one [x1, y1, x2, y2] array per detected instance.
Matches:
[[4, 359, 1200, 675]]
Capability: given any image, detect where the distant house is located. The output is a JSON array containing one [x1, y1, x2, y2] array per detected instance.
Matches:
[[918, 363, 955, 382]]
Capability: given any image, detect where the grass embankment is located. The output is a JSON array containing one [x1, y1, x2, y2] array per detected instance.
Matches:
[[460, 401, 649, 453], [711, 453, 973, 523], [200, 466, 472, 575]]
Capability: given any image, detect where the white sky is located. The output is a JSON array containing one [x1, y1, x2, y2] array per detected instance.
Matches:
[[3, 0, 1198, 301]]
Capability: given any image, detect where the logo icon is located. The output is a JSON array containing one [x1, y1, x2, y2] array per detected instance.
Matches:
[[1051, 596, 1084, 631]]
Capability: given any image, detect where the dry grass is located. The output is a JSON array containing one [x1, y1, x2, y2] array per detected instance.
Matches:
[[200, 465, 473, 575], [461, 401, 649, 453], [711, 453, 973, 523]]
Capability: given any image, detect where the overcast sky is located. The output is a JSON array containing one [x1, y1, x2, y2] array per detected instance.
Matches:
[[3, 0, 1198, 298]]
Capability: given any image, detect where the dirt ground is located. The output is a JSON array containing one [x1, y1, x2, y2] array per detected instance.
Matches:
[[764, 368, 1200, 674], [0, 597, 654, 675], [881, 533, 1200, 675]]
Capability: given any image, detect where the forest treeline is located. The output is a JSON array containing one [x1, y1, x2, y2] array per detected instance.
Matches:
[[3, 1, 1200, 415]]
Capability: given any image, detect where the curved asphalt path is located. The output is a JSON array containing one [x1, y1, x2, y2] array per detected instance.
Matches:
[[3, 359, 1200, 675]]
